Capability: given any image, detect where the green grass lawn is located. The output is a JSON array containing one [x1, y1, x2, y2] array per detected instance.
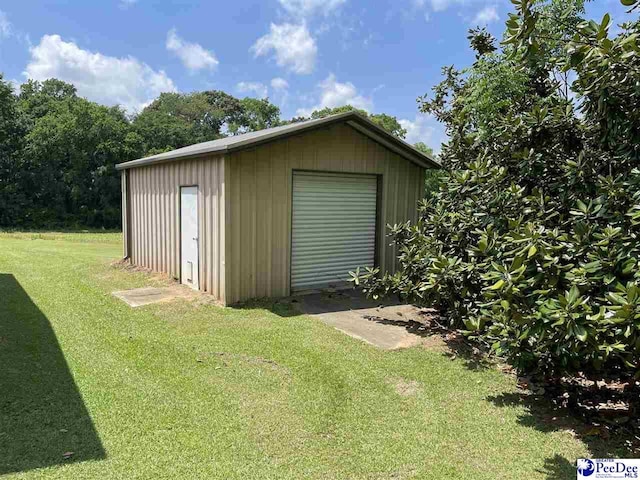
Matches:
[[0, 232, 622, 479]]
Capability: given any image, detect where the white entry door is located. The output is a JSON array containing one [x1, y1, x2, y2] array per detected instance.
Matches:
[[180, 186, 199, 290]]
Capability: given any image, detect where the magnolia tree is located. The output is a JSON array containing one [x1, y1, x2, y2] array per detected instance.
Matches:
[[355, 0, 640, 379]]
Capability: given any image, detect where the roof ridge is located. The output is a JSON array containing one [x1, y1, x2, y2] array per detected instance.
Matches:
[[116, 111, 439, 170]]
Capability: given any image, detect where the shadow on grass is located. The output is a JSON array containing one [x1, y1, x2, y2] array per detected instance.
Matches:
[[236, 291, 637, 478], [231, 289, 393, 318], [362, 313, 492, 371], [538, 455, 577, 480], [0, 274, 105, 475], [230, 298, 302, 318], [488, 391, 637, 479], [238, 290, 491, 370]]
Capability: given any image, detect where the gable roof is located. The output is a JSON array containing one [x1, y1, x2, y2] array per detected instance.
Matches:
[[115, 111, 440, 170]]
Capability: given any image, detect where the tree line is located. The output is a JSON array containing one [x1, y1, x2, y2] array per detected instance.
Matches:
[[0, 77, 429, 229]]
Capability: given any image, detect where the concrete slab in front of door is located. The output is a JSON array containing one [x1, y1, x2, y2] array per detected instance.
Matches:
[[290, 289, 428, 350], [112, 285, 198, 307]]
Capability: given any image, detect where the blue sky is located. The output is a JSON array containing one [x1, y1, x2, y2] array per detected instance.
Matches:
[[0, 0, 631, 151]]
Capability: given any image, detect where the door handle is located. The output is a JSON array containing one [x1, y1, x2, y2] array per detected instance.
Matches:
[[193, 237, 198, 241]]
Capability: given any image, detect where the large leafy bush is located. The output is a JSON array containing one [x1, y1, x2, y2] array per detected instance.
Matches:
[[356, 0, 640, 379]]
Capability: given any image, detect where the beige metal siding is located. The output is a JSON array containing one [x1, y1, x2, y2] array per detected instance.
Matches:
[[291, 172, 377, 291], [225, 122, 425, 304], [121, 169, 129, 258], [128, 155, 226, 301]]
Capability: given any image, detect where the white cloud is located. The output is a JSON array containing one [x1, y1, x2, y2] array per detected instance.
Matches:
[[413, 0, 498, 16], [24, 34, 176, 112], [471, 6, 499, 25], [270, 78, 290, 109], [430, 0, 452, 12], [251, 23, 317, 75], [278, 0, 346, 18], [119, 0, 138, 8], [166, 28, 218, 72], [0, 10, 11, 39], [7, 78, 20, 93], [399, 114, 447, 153], [296, 73, 372, 117], [271, 77, 289, 90], [0, 11, 31, 46], [395, 0, 463, 23], [236, 81, 268, 99]]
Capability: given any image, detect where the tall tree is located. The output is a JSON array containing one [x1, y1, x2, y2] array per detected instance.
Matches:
[[2, 79, 286, 228], [227, 97, 281, 134], [132, 92, 235, 155], [356, 0, 640, 380], [18, 79, 138, 227], [133, 91, 282, 155], [0, 75, 28, 226]]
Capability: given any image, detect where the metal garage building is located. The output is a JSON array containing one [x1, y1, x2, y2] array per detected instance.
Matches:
[[116, 112, 438, 305]]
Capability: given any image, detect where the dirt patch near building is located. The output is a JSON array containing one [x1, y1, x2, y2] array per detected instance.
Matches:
[[388, 377, 422, 397], [112, 285, 200, 307]]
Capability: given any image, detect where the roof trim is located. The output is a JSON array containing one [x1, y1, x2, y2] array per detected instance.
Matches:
[[116, 111, 440, 171]]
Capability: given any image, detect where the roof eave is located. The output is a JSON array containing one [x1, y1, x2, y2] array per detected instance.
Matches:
[[115, 145, 228, 170]]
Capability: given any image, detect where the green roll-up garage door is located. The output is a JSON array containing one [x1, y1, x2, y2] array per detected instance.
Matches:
[[291, 171, 378, 292]]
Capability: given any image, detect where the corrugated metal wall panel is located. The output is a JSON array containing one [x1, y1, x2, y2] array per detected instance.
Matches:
[[127, 155, 226, 301], [291, 172, 377, 291], [121, 169, 129, 258], [225, 122, 426, 304]]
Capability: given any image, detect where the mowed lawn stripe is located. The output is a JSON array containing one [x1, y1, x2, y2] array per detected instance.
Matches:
[[0, 233, 590, 479]]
